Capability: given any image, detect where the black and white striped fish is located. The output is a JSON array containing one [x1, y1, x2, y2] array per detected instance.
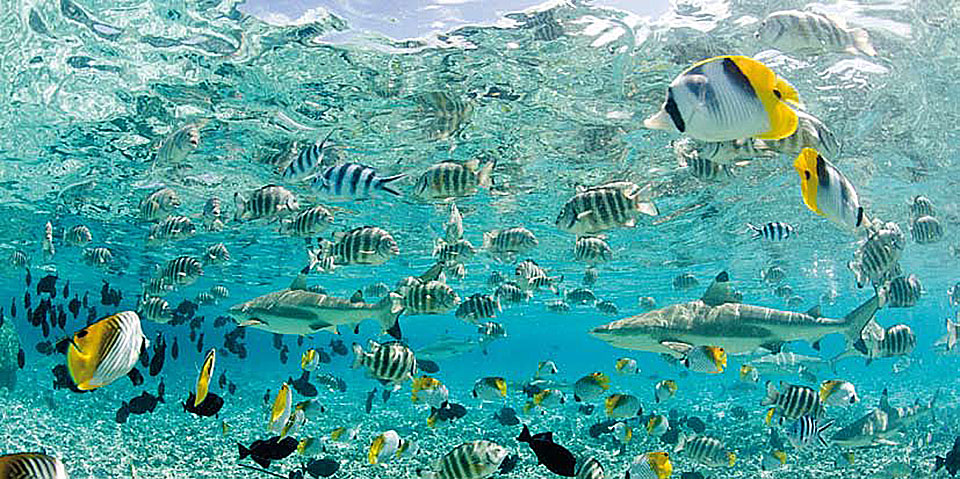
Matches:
[[494, 282, 531, 305], [455, 294, 501, 322], [855, 323, 916, 363], [416, 441, 509, 479], [313, 163, 405, 200], [82, 247, 113, 267], [786, 415, 833, 450], [139, 187, 180, 221], [911, 215, 943, 244], [756, 10, 876, 56], [762, 381, 825, 423], [483, 227, 538, 260], [142, 277, 173, 297], [351, 340, 417, 384], [324, 226, 399, 266], [566, 288, 597, 305], [65, 311, 148, 390], [280, 130, 335, 181], [9, 249, 28, 269], [363, 282, 390, 298], [848, 223, 905, 288], [203, 243, 230, 265], [555, 182, 658, 235], [234, 185, 299, 221], [64, 225, 93, 246], [202, 197, 223, 231], [673, 273, 699, 291], [148, 215, 196, 243], [887, 275, 922, 308], [676, 434, 736, 467], [0, 453, 68, 479], [575, 457, 604, 479], [210, 285, 230, 299], [445, 203, 463, 243], [155, 123, 200, 164], [477, 321, 506, 339], [747, 222, 795, 241], [138, 295, 172, 323], [157, 255, 203, 286], [400, 281, 460, 315], [765, 108, 840, 159], [909, 195, 935, 219], [575, 236, 612, 263], [279, 205, 334, 238], [515, 259, 547, 281], [433, 239, 476, 263], [412, 160, 494, 201], [596, 300, 618, 315]]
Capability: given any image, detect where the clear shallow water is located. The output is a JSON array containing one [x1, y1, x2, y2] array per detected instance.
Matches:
[[0, 0, 958, 478]]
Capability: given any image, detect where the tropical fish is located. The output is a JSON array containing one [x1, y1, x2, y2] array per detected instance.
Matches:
[[756, 10, 875, 56], [472, 377, 507, 401], [573, 372, 610, 403], [238, 436, 298, 469], [234, 185, 299, 221], [0, 453, 68, 479], [416, 441, 509, 479], [267, 384, 292, 434], [794, 148, 867, 233], [412, 159, 494, 201], [313, 163, 405, 200], [352, 340, 417, 385], [64, 311, 148, 390], [556, 182, 658, 235], [516, 425, 577, 477], [675, 434, 736, 467], [626, 452, 672, 479], [786, 415, 833, 450]]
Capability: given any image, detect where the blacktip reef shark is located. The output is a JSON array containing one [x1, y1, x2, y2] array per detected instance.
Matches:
[[831, 388, 938, 447], [591, 271, 885, 356], [229, 267, 405, 338]]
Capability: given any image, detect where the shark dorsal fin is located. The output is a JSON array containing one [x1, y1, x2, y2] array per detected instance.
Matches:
[[879, 388, 891, 412], [289, 268, 309, 290], [350, 290, 364, 303], [701, 271, 742, 306], [806, 305, 822, 318]]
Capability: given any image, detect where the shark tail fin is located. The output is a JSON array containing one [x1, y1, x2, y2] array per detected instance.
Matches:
[[936, 455, 946, 472], [841, 290, 884, 355], [377, 292, 405, 339], [816, 420, 834, 448]]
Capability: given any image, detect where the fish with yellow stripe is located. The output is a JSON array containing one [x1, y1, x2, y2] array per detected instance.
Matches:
[[267, 383, 292, 434], [626, 452, 672, 479], [301, 349, 320, 372], [0, 453, 68, 479], [184, 348, 224, 417], [63, 311, 148, 390], [412, 376, 449, 409], [794, 148, 868, 233], [644, 55, 801, 142], [472, 376, 507, 402], [605, 393, 642, 418], [368, 430, 415, 465]]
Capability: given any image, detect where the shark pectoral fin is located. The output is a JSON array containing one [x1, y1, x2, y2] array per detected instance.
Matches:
[[875, 438, 898, 446], [577, 210, 594, 220], [238, 318, 266, 327], [811, 340, 822, 351], [354, 325, 361, 334], [350, 290, 364, 303], [760, 341, 784, 353], [806, 305, 822, 318], [660, 340, 694, 356]]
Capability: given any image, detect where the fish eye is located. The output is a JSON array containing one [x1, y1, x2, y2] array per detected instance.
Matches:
[[773, 89, 782, 99], [77, 329, 88, 338], [804, 171, 811, 180]]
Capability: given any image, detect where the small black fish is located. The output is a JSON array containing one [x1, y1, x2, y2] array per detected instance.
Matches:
[[10, 298, 15, 318], [588, 419, 619, 438], [0, 306, 4, 327], [171, 300, 197, 325], [329, 339, 347, 356], [37, 274, 57, 296], [219, 371, 227, 389], [935, 436, 960, 477], [63, 280, 69, 299], [263, 389, 271, 405], [183, 391, 224, 417], [150, 333, 165, 376], [494, 406, 520, 426], [686, 416, 706, 434], [214, 315, 228, 327], [418, 359, 440, 374], [516, 425, 577, 477], [228, 381, 237, 395], [381, 389, 391, 403], [429, 401, 467, 426], [171, 337, 180, 359], [116, 382, 165, 424], [35, 341, 54, 356], [289, 371, 318, 397], [100, 281, 122, 306], [365, 388, 376, 414], [318, 349, 331, 364], [272, 334, 283, 351], [190, 329, 196, 342], [25, 268, 31, 287], [279, 344, 289, 364], [24, 291, 31, 310], [86, 307, 96, 324], [661, 426, 680, 445], [140, 347, 150, 368], [40, 314, 50, 338], [197, 332, 204, 353], [82, 292, 88, 308], [297, 336, 304, 347], [51, 364, 86, 393], [305, 457, 339, 478], [127, 367, 144, 386], [498, 453, 519, 475], [56, 306, 66, 329], [68, 296, 80, 318], [238, 436, 298, 469], [17, 348, 25, 368]]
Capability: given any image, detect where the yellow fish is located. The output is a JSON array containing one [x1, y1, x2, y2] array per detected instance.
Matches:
[[628, 452, 673, 479], [794, 148, 867, 232], [268, 383, 292, 433], [65, 311, 148, 391], [645, 55, 800, 142], [301, 349, 320, 371], [195, 348, 216, 407]]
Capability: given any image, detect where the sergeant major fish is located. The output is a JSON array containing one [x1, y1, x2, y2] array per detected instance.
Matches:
[[234, 185, 299, 221], [412, 159, 494, 201], [313, 162, 405, 200], [756, 10, 876, 56], [555, 182, 658, 236]]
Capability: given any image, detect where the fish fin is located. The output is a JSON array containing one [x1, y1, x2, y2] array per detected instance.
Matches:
[[238, 319, 266, 327], [576, 210, 594, 221], [251, 456, 271, 469], [701, 271, 741, 306], [289, 270, 309, 290], [935, 456, 946, 472], [760, 341, 784, 353], [516, 425, 532, 443], [842, 293, 883, 354], [643, 109, 677, 132], [377, 174, 406, 197], [811, 340, 822, 351], [636, 201, 658, 217], [660, 340, 694, 357], [806, 305, 821, 318], [477, 162, 494, 189], [238, 443, 250, 460], [349, 290, 364, 303]]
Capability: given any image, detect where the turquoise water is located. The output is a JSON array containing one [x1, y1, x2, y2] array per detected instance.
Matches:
[[0, 0, 957, 478]]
